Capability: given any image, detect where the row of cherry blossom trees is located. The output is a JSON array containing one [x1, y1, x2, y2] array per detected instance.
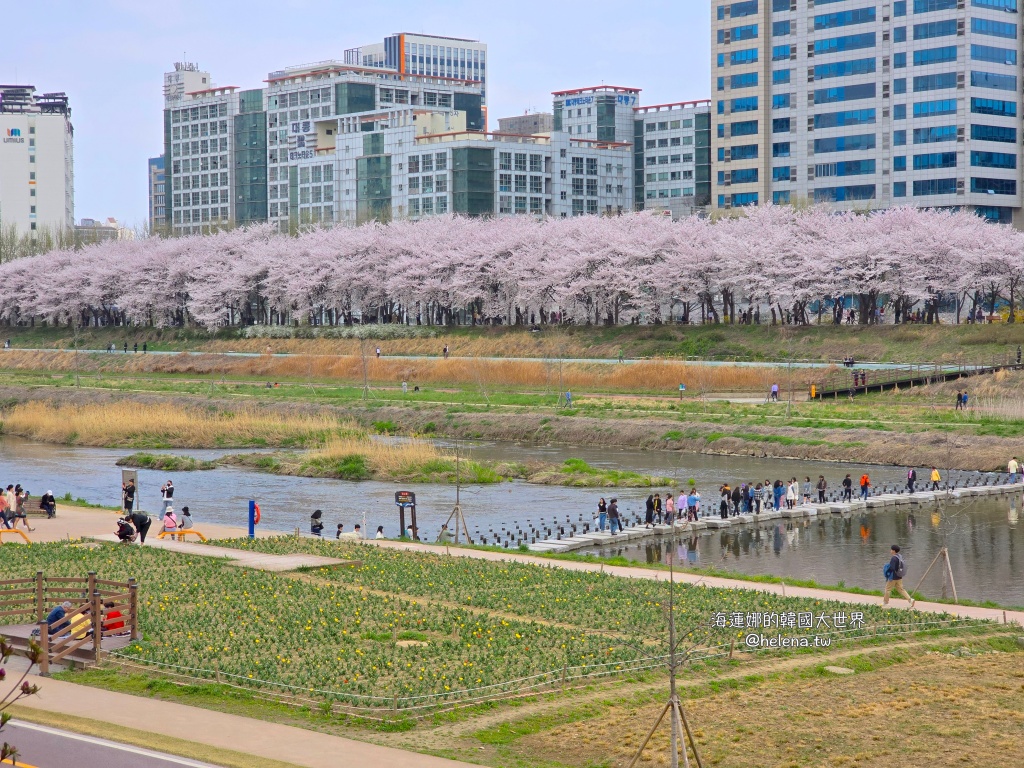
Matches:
[[1, 206, 1021, 330]]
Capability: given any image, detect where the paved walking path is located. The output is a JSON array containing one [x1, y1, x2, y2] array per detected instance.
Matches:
[[11, 673, 478, 768]]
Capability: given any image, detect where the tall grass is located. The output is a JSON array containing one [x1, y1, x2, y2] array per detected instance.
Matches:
[[0, 401, 357, 448], [0, 349, 803, 393], [298, 436, 501, 482]]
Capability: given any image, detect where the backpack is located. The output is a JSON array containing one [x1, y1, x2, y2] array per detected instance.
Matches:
[[894, 554, 906, 579]]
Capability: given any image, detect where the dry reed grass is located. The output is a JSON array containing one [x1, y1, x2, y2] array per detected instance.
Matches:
[[0, 349, 801, 392], [0, 401, 354, 448], [307, 436, 448, 473]]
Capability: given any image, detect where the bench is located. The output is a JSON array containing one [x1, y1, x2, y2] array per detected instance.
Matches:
[[0, 529, 31, 543], [156, 529, 208, 542]]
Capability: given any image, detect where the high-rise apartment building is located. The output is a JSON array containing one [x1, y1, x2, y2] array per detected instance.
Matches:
[[148, 155, 166, 232], [0, 85, 74, 239], [711, 0, 1022, 223], [633, 101, 713, 217]]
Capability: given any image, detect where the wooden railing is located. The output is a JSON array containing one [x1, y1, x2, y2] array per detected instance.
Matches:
[[0, 571, 138, 674], [815, 354, 1021, 398]]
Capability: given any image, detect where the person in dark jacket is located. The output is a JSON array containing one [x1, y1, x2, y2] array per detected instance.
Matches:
[[730, 485, 742, 516], [883, 544, 915, 608], [127, 510, 151, 544], [310, 509, 325, 537], [816, 476, 827, 503], [39, 490, 57, 518], [116, 517, 137, 544], [644, 495, 655, 528], [608, 498, 622, 534], [906, 468, 917, 494], [842, 474, 853, 502]]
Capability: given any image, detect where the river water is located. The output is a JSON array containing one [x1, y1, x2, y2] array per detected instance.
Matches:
[[1, 435, 1019, 604]]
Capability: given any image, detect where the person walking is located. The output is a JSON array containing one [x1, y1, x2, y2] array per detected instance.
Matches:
[[597, 498, 608, 532], [816, 475, 827, 503], [653, 493, 663, 524], [929, 467, 941, 491], [608, 498, 622, 534], [859, 473, 871, 500], [906, 468, 917, 494], [719, 485, 730, 519], [883, 544, 915, 608], [772, 480, 785, 511], [730, 484, 742, 516], [665, 492, 676, 523], [123, 342, 128, 354], [686, 488, 699, 521], [443, 344, 449, 360], [142, 342, 147, 354], [0, 492, 11, 530], [842, 474, 853, 502], [133, 342, 138, 353], [769, 383, 779, 402], [802, 477, 812, 504], [785, 479, 797, 509], [1009, 457, 1020, 485], [644, 495, 655, 528], [375, 346, 381, 358], [962, 391, 969, 409], [564, 390, 573, 408], [954, 391, 963, 411]]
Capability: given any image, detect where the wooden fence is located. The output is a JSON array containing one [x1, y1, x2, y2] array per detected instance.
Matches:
[[0, 571, 138, 674], [815, 354, 1021, 398]]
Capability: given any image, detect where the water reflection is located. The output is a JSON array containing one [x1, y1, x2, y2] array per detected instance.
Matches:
[[586, 498, 1024, 605]]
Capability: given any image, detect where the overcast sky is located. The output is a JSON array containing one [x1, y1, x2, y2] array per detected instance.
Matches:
[[3, 1, 711, 228]]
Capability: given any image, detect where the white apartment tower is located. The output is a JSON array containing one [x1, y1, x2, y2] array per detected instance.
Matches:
[[0, 85, 74, 239], [712, 0, 1023, 223]]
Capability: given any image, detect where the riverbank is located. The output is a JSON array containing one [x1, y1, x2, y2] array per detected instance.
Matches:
[[7, 321, 1024, 363], [3, 385, 1021, 470]]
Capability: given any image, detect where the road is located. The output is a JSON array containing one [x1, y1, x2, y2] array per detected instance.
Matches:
[[4, 721, 218, 768]]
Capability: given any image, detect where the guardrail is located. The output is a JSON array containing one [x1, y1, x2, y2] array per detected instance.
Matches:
[[815, 354, 1021, 398]]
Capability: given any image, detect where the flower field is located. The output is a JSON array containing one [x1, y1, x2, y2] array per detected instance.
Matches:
[[0, 540, 981, 715]]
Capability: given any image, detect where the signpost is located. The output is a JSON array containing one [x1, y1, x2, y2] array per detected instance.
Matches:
[[678, 383, 686, 401], [395, 491, 417, 539]]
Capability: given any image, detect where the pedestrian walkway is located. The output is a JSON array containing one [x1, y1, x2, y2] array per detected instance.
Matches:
[[86, 534, 354, 572], [11, 674, 478, 768]]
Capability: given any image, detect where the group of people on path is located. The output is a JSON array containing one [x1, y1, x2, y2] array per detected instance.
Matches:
[[0, 484, 56, 531], [116, 478, 193, 544], [310, 509, 386, 540]]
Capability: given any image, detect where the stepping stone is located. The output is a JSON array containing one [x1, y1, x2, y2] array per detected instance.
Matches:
[[705, 518, 733, 528], [736, 514, 755, 524]]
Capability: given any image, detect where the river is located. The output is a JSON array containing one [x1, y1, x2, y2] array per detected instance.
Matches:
[[1, 435, 1019, 604]]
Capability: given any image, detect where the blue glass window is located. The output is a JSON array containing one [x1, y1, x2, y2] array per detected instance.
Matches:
[[894, 181, 907, 197], [772, 117, 791, 132], [773, 142, 791, 157], [913, 125, 957, 143], [773, 93, 792, 109], [772, 166, 793, 181], [895, 0, 907, 13], [718, 24, 759, 43], [773, 191, 792, 204], [971, 123, 1016, 142], [717, 53, 725, 68], [975, 206, 1012, 223], [894, 130, 907, 146], [894, 155, 907, 171], [972, 0, 1017, 8], [913, 152, 957, 170], [731, 72, 759, 89], [773, 0, 790, 10], [717, 77, 726, 92], [814, 33, 876, 54], [814, 83, 876, 104], [731, 192, 759, 206], [971, 151, 1016, 169], [813, 108, 876, 128], [913, 178, 957, 196], [730, 48, 759, 65], [914, 46, 958, 65], [773, 20, 791, 35], [732, 144, 759, 159], [894, 78, 907, 94], [731, 119, 759, 136], [971, 177, 1016, 195], [914, 0, 957, 11], [914, 20, 957, 39], [814, 8, 876, 30], [813, 134, 876, 152], [894, 104, 907, 119], [913, 72, 957, 91], [772, 44, 793, 61], [971, 18, 1017, 39], [813, 58, 876, 80], [971, 44, 1017, 64], [815, 159, 876, 177], [813, 185, 876, 202], [732, 96, 759, 112], [971, 71, 1017, 91], [971, 97, 1017, 116], [730, 1, 759, 18], [731, 168, 759, 184], [894, 26, 907, 42], [772, 69, 791, 84], [894, 52, 907, 68], [913, 99, 957, 116]]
